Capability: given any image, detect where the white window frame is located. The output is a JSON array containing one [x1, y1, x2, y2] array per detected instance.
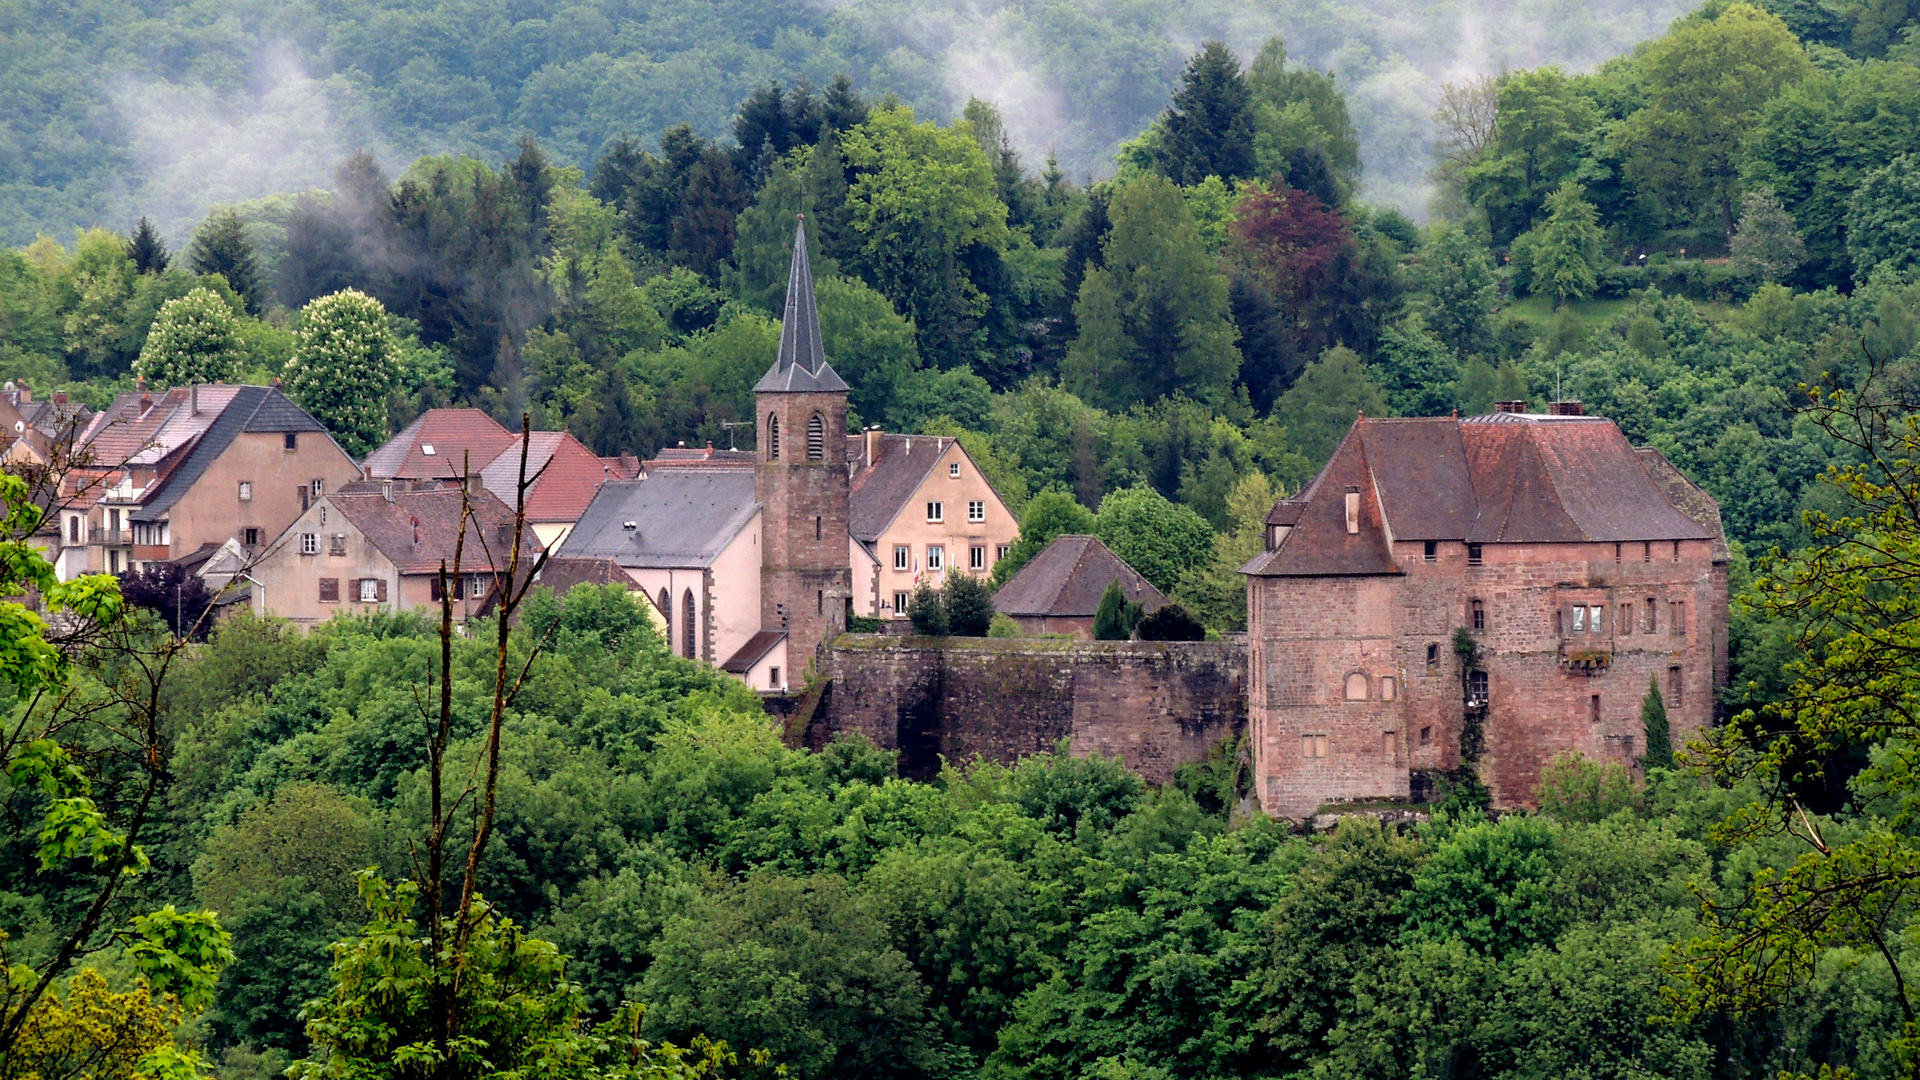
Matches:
[[893, 545, 910, 571], [949, 462, 961, 478], [967, 500, 985, 523], [892, 590, 910, 613], [926, 501, 944, 523], [926, 545, 944, 571], [969, 544, 986, 570], [237, 481, 252, 501], [300, 532, 318, 555], [359, 577, 379, 603]]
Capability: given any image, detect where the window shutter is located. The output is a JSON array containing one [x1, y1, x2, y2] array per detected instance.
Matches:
[[319, 578, 339, 603], [376, 578, 388, 602]]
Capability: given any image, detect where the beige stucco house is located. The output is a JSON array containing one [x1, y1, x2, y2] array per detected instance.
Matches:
[[846, 431, 1019, 618], [249, 480, 527, 627]]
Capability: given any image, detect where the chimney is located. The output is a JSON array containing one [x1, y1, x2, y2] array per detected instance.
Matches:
[[190, 383, 199, 416], [135, 375, 146, 392], [1548, 400, 1585, 416], [865, 427, 882, 468], [16, 379, 28, 403], [1494, 400, 1528, 414], [138, 392, 152, 414], [466, 473, 482, 496]]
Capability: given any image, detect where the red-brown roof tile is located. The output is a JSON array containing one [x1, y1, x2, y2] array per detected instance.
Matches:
[[364, 409, 516, 480], [993, 534, 1167, 618]]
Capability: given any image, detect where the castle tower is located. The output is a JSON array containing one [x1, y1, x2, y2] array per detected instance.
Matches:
[[755, 217, 852, 671]]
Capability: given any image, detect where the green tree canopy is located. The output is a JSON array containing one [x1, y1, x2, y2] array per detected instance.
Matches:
[[1728, 189, 1808, 283], [135, 286, 244, 386], [1093, 486, 1215, 595], [187, 207, 268, 314], [1062, 176, 1240, 410], [1153, 42, 1257, 186], [1413, 222, 1498, 358], [1846, 153, 1920, 278], [284, 289, 401, 456], [1525, 182, 1607, 303], [1462, 67, 1599, 244], [990, 489, 1098, 587], [1271, 345, 1387, 466]]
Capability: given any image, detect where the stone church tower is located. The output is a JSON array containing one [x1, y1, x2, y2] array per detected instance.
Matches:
[[755, 218, 853, 671]]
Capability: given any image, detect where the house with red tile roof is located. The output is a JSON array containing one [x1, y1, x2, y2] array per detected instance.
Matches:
[[47, 383, 359, 581], [362, 408, 517, 482], [1242, 402, 1729, 817], [845, 430, 1018, 619], [248, 479, 535, 627], [992, 535, 1165, 638]]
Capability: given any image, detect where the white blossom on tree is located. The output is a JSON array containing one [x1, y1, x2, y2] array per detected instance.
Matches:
[[135, 287, 243, 387], [284, 289, 400, 456]]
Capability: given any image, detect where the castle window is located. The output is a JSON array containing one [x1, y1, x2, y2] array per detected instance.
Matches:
[[894, 545, 910, 571], [682, 589, 695, 659], [284, 432, 297, 450], [968, 500, 985, 522], [1555, 609, 1563, 635], [1471, 599, 1485, 630], [1468, 669, 1489, 705], [1345, 672, 1369, 700], [1426, 643, 1439, 669], [1590, 694, 1601, 723], [892, 591, 910, 612], [1302, 734, 1328, 758], [243, 528, 259, 547], [769, 667, 781, 689], [1620, 603, 1634, 634], [1572, 606, 1586, 633], [1645, 598, 1657, 632], [1668, 665, 1683, 706], [1420, 725, 1432, 746], [1590, 605, 1604, 632], [926, 501, 943, 523], [970, 545, 986, 570], [806, 413, 825, 459], [1383, 731, 1396, 755], [1467, 543, 1484, 566], [1673, 540, 1681, 561], [1614, 542, 1622, 561], [815, 516, 821, 541], [1381, 676, 1397, 701], [768, 414, 780, 460], [1670, 601, 1685, 637], [1345, 490, 1360, 534], [927, 545, 944, 570], [1643, 542, 1652, 562], [1423, 540, 1436, 562]]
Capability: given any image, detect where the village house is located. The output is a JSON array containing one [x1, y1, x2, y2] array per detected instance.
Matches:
[[1, 380, 91, 466], [992, 534, 1167, 638], [847, 430, 1019, 619], [248, 479, 527, 627], [48, 384, 359, 581], [1241, 402, 1729, 817]]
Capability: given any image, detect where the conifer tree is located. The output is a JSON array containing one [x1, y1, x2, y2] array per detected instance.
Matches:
[[942, 573, 995, 637], [1729, 189, 1808, 283], [1093, 579, 1132, 641], [1640, 676, 1672, 770], [1154, 42, 1257, 186], [284, 289, 400, 456], [187, 208, 267, 314], [127, 217, 170, 275]]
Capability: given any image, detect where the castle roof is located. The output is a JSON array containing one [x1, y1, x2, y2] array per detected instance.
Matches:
[[1243, 412, 1721, 578], [753, 217, 848, 394], [993, 534, 1167, 619]]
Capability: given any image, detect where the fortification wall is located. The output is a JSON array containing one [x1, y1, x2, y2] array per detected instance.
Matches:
[[804, 637, 1247, 782]]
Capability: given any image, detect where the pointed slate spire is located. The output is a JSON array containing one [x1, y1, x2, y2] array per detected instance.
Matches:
[[755, 216, 848, 393]]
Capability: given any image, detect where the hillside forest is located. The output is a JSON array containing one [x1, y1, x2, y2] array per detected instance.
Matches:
[[6, 0, 1920, 1078]]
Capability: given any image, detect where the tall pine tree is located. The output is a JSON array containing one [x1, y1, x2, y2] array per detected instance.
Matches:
[[188, 208, 266, 314], [127, 217, 169, 275], [1154, 42, 1257, 186], [1640, 676, 1673, 769]]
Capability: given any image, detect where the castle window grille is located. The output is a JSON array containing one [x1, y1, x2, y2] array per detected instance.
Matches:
[[807, 414, 825, 459]]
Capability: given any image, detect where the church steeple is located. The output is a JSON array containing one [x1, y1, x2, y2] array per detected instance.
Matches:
[[754, 216, 848, 393]]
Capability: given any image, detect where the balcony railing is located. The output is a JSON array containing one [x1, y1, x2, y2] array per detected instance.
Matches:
[[87, 527, 125, 545]]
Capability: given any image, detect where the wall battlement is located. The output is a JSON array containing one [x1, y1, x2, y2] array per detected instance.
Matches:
[[797, 636, 1247, 782]]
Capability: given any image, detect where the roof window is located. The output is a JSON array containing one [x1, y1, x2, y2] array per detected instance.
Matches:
[[422, 443, 436, 456]]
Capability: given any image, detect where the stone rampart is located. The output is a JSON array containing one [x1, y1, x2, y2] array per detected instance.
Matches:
[[800, 636, 1246, 782]]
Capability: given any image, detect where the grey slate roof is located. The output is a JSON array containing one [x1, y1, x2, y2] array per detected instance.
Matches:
[[994, 535, 1167, 618], [556, 471, 759, 569], [132, 386, 333, 522], [753, 218, 849, 394]]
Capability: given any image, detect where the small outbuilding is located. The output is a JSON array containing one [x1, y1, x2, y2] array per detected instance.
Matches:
[[991, 534, 1166, 639]]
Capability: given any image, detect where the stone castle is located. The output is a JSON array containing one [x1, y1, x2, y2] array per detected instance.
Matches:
[[741, 226, 1731, 817]]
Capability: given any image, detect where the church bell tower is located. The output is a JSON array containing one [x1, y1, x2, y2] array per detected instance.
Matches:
[[755, 217, 853, 671]]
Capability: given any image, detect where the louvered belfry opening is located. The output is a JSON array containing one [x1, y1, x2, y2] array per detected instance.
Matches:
[[768, 414, 780, 460], [807, 413, 824, 459]]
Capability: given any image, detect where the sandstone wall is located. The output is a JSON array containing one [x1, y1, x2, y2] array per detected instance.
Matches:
[[806, 637, 1246, 782]]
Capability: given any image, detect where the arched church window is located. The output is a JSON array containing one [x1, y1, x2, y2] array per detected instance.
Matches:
[[768, 414, 780, 460], [807, 413, 825, 460]]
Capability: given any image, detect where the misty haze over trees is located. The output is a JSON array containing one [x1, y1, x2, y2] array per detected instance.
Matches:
[[0, 0, 1709, 245], [6, 1, 1920, 1078]]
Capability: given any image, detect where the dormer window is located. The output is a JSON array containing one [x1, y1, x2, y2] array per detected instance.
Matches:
[[1344, 489, 1359, 534]]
